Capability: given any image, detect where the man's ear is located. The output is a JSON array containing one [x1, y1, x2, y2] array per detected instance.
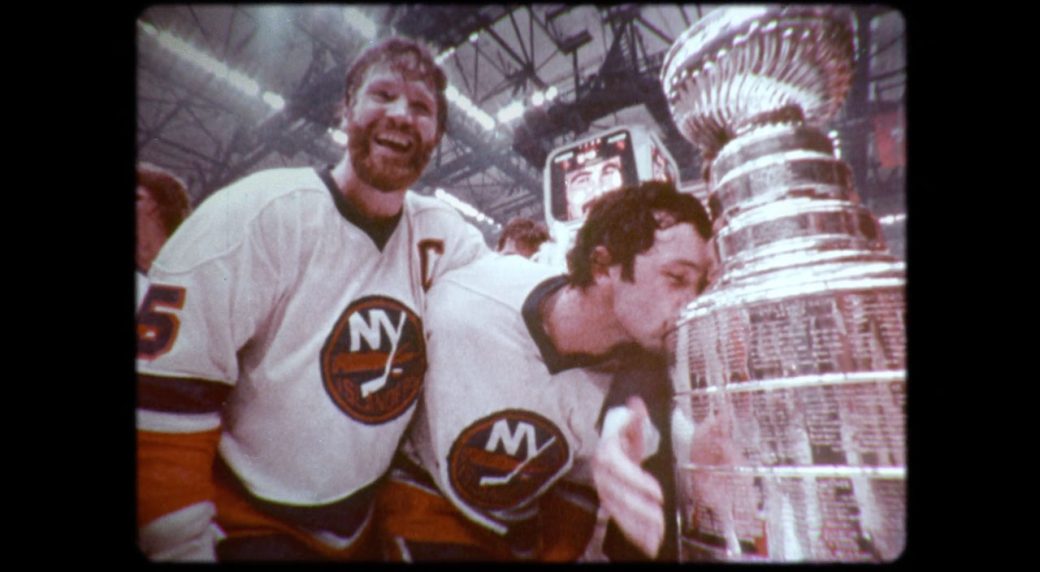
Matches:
[[591, 245, 613, 278], [136, 187, 157, 212]]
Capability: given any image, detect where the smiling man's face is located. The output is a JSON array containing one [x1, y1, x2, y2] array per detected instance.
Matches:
[[346, 63, 440, 192]]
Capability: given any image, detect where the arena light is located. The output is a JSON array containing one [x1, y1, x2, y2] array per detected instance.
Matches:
[[433, 188, 499, 226], [474, 112, 496, 131], [445, 81, 496, 131], [827, 129, 842, 159], [496, 100, 525, 124], [878, 213, 906, 226], [343, 7, 378, 40], [329, 129, 349, 146], [138, 20, 286, 113], [435, 46, 456, 64], [262, 91, 286, 111], [531, 90, 545, 107], [545, 85, 558, 101], [226, 70, 260, 97]]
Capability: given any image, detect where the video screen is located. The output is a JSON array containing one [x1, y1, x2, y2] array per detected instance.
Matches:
[[549, 130, 638, 222]]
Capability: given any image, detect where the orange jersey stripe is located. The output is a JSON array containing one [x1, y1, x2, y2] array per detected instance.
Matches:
[[213, 472, 378, 560], [137, 428, 221, 528], [538, 486, 599, 562], [375, 477, 598, 561], [376, 478, 507, 552]]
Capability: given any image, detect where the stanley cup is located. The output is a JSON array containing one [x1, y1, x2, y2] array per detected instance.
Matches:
[[660, 6, 906, 562]]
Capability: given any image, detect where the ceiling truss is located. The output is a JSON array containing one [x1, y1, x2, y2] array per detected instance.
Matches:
[[136, 5, 906, 244]]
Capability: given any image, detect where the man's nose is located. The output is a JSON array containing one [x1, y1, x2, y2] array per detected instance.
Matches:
[[385, 96, 410, 118], [675, 290, 697, 313]]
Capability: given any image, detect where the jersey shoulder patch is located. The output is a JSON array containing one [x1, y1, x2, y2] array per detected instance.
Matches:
[[447, 409, 570, 512]]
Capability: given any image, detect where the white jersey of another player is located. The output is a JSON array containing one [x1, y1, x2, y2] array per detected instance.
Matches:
[[136, 269, 149, 310], [136, 166, 488, 558], [406, 253, 612, 537]]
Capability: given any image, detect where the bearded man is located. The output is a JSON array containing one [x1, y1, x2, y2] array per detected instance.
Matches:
[[135, 37, 489, 562]]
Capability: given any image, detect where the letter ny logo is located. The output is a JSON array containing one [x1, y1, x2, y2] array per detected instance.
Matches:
[[347, 309, 408, 398], [449, 410, 569, 511], [485, 419, 539, 457], [321, 296, 426, 424]]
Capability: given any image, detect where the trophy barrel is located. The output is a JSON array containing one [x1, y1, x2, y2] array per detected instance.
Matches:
[[667, 268, 906, 562]]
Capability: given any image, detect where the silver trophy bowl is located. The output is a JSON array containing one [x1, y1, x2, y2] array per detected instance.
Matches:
[[662, 6, 906, 562], [662, 5, 855, 166]]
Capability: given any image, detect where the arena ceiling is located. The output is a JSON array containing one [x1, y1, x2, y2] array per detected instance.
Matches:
[[135, 4, 906, 253]]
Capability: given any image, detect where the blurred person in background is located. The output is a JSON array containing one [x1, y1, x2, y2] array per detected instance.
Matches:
[[136, 162, 192, 309], [496, 216, 550, 259]]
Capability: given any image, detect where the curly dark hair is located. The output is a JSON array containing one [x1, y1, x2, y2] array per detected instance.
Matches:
[[343, 37, 448, 139], [567, 180, 712, 289], [137, 162, 192, 236], [497, 217, 550, 252]]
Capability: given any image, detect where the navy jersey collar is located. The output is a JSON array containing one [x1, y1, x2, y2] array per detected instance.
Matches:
[[521, 275, 611, 374], [317, 166, 403, 252]]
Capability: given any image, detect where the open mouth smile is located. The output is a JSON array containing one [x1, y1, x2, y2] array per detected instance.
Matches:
[[372, 131, 414, 154]]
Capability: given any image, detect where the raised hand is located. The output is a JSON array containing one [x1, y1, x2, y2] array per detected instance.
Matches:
[[591, 396, 665, 558]]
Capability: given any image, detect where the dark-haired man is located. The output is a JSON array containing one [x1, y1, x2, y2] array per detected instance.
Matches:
[[377, 181, 713, 560], [136, 37, 489, 561], [136, 163, 192, 308]]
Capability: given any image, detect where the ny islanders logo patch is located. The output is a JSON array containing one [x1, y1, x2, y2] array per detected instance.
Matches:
[[320, 296, 425, 424], [448, 410, 569, 511]]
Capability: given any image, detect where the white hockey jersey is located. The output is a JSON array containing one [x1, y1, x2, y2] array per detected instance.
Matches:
[[136, 269, 149, 310], [136, 166, 488, 542], [406, 254, 613, 536]]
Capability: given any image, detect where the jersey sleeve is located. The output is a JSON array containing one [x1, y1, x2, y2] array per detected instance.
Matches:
[[444, 214, 490, 272], [418, 282, 506, 532], [409, 194, 491, 289], [418, 279, 551, 540], [136, 175, 299, 559]]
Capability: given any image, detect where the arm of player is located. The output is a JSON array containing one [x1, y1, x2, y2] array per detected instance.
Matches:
[[137, 426, 225, 561], [134, 181, 279, 560], [422, 201, 492, 288], [591, 396, 665, 559], [136, 282, 233, 562]]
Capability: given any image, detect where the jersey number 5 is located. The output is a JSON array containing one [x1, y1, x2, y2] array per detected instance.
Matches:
[[137, 284, 186, 360]]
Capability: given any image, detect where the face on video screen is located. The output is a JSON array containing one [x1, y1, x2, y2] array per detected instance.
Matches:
[[549, 129, 637, 223], [564, 155, 624, 220]]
